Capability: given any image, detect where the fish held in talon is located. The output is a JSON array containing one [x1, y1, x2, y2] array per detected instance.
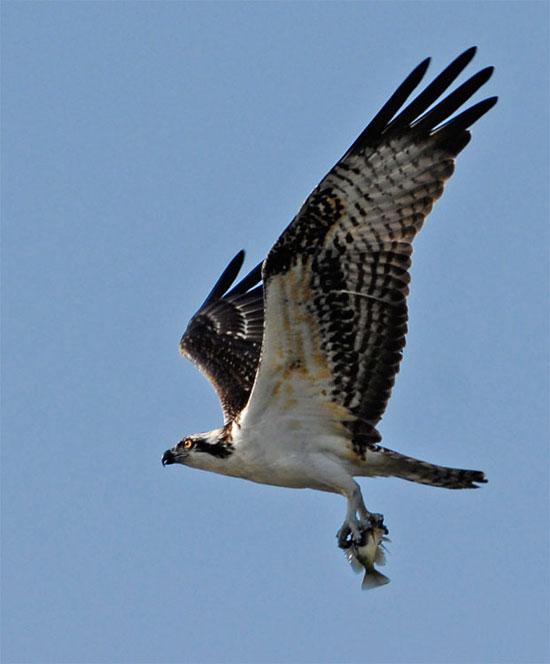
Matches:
[[344, 518, 391, 590]]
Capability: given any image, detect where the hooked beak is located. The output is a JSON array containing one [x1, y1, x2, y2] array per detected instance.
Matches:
[[161, 449, 176, 466]]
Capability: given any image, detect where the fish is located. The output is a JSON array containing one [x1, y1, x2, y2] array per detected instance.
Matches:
[[344, 514, 390, 590]]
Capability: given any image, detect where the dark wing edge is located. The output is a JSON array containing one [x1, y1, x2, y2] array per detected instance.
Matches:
[[180, 251, 264, 422], [261, 48, 497, 452]]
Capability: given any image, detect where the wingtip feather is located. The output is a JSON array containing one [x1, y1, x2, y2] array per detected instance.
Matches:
[[200, 250, 246, 307]]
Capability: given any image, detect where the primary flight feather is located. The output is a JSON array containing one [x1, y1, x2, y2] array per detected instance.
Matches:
[[163, 47, 496, 588]]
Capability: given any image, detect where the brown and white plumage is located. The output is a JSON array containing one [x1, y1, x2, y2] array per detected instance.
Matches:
[[255, 47, 495, 454], [164, 48, 495, 587], [179, 251, 263, 422]]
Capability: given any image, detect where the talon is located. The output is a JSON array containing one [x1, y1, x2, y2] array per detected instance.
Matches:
[[367, 513, 388, 535], [370, 513, 384, 528], [346, 512, 389, 547], [337, 483, 388, 552], [337, 519, 369, 548], [358, 512, 387, 531], [337, 525, 353, 549]]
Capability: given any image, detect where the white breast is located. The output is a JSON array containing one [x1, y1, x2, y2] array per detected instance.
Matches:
[[224, 370, 357, 493]]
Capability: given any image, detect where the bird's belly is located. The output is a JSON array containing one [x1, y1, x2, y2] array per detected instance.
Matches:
[[240, 455, 326, 490], [229, 424, 356, 493]]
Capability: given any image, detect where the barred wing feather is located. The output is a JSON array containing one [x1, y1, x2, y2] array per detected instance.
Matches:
[[243, 48, 496, 454], [180, 251, 264, 422]]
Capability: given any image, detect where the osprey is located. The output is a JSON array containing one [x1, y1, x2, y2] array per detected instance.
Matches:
[[162, 48, 496, 581]]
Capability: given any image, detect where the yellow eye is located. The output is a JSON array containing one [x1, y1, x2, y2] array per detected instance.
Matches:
[[183, 438, 193, 449]]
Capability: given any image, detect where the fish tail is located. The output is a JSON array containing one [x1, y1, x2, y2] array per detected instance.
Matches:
[[361, 569, 390, 590]]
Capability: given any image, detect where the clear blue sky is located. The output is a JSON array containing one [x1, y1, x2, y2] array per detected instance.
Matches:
[[2, 2, 548, 663]]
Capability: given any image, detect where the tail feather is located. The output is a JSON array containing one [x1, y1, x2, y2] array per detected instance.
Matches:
[[371, 446, 487, 489]]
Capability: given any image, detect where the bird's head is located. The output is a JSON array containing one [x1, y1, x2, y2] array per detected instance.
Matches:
[[162, 429, 233, 471]]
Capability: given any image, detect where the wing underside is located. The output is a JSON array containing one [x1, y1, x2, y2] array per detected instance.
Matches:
[[243, 48, 496, 455]]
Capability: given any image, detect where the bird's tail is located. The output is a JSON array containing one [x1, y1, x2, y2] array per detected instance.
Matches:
[[370, 446, 487, 489]]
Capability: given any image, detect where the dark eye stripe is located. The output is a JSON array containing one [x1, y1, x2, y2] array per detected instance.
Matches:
[[194, 440, 233, 459]]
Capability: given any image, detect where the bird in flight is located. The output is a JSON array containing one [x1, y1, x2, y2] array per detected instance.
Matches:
[[162, 47, 496, 586]]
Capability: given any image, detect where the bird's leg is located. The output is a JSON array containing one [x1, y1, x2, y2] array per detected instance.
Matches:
[[336, 482, 368, 548], [336, 482, 385, 549]]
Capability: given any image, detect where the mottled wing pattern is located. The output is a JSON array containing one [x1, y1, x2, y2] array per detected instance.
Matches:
[[248, 48, 496, 455], [180, 251, 264, 422]]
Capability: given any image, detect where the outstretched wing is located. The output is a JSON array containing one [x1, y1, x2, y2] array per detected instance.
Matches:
[[180, 251, 264, 422], [242, 48, 497, 455]]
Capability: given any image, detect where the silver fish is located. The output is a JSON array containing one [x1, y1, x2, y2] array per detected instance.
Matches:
[[344, 515, 390, 590]]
